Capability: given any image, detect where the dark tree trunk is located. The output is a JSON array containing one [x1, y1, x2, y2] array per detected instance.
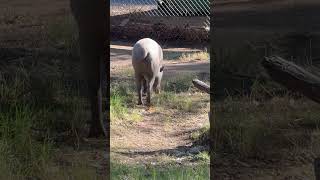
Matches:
[[70, 0, 108, 138]]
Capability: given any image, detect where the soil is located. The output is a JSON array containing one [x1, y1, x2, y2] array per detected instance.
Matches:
[[110, 41, 210, 165]]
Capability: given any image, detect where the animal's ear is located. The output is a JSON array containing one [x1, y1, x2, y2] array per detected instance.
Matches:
[[160, 66, 164, 72]]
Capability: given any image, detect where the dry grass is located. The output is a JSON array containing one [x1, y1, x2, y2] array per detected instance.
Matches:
[[178, 51, 209, 62], [213, 94, 320, 159]]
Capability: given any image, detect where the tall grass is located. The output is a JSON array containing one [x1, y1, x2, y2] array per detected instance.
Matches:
[[0, 103, 53, 179], [0, 54, 93, 179], [213, 94, 320, 158]]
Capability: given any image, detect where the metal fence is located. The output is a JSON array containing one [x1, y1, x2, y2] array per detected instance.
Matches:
[[110, 0, 210, 44]]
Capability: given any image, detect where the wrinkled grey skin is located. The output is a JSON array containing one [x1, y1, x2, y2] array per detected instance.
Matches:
[[132, 38, 164, 106]]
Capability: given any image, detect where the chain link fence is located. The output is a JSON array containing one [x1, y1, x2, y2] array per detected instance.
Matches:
[[110, 0, 210, 45]]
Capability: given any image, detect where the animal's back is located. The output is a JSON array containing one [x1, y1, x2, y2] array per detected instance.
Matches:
[[132, 38, 162, 64]]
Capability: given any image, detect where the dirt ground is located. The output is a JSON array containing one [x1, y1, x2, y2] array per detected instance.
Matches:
[[110, 41, 210, 165]]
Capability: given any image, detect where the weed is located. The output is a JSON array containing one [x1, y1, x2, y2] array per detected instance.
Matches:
[[195, 151, 210, 162]]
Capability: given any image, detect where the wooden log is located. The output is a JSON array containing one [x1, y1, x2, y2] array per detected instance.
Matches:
[[192, 79, 210, 94], [261, 55, 320, 104]]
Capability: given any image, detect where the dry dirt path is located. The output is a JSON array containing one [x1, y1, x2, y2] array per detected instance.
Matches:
[[110, 41, 210, 165], [110, 41, 209, 75]]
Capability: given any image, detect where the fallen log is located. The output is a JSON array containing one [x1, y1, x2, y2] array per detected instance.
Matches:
[[261, 55, 320, 180], [192, 79, 210, 94], [262, 56, 320, 103]]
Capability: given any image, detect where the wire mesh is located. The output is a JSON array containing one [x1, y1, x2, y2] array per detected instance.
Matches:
[[110, 0, 210, 44]]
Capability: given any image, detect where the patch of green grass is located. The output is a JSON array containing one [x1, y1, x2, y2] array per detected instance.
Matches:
[[178, 51, 209, 61], [163, 73, 196, 93], [194, 151, 210, 162], [111, 162, 209, 180], [191, 125, 210, 141], [117, 67, 135, 77], [110, 83, 143, 122], [173, 96, 198, 112], [164, 51, 184, 60], [111, 82, 136, 105], [110, 92, 129, 121], [0, 104, 53, 179], [154, 92, 202, 113]]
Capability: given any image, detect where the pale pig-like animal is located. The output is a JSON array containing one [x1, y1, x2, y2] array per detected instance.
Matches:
[[132, 38, 164, 106]]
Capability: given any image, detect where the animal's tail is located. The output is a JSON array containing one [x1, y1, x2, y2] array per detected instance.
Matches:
[[160, 65, 164, 72], [144, 52, 150, 62]]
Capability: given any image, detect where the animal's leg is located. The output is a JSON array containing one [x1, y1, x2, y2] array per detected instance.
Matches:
[[146, 77, 156, 106], [157, 74, 163, 94], [153, 77, 160, 94], [142, 78, 147, 96], [135, 74, 143, 105], [154, 72, 163, 94]]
